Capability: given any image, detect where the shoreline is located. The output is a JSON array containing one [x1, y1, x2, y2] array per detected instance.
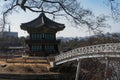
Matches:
[[0, 72, 62, 80]]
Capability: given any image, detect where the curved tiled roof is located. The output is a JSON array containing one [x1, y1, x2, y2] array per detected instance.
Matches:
[[20, 13, 65, 31]]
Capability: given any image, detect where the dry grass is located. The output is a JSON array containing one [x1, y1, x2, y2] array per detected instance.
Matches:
[[2, 57, 48, 63], [0, 58, 52, 74]]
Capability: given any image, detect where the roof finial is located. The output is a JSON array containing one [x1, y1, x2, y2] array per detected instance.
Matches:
[[9, 25, 11, 32]]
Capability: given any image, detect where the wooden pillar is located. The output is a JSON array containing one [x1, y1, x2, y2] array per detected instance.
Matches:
[[75, 59, 81, 80]]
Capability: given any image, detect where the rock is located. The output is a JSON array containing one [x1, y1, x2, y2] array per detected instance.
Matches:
[[1, 64, 7, 68]]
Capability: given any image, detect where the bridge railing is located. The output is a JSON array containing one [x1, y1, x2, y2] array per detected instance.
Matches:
[[55, 43, 120, 62]]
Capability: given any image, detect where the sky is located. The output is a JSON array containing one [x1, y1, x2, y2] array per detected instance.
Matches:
[[1, 0, 120, 37]]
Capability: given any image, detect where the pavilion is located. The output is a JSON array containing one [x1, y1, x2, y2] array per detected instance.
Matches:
[[20, 12, 65, 56]]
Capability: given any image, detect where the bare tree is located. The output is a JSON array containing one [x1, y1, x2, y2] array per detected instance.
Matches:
[[0, 0, 119, 33], [0, 0, 120, 32], [108, 0, 120, 20]]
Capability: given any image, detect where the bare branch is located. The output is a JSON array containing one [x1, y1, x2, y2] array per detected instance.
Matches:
[[0, 0, 112, 33], [108, 0, 120, 20]]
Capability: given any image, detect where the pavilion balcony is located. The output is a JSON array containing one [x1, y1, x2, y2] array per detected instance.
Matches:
[[25, 39, 61, 44], [29, 51, 59, 56]]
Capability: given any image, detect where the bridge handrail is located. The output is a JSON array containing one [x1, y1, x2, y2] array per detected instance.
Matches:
[[55, 43, 120, 62]]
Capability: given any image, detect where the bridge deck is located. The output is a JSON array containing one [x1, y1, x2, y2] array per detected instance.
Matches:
[[55, 43, 120, 65]]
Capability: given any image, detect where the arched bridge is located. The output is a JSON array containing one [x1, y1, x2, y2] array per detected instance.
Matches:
[[54, 43, 120, 80], [55, 43, 120, 65]]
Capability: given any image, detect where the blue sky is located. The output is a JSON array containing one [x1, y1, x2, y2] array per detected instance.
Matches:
[[1, 0, 120, 37]]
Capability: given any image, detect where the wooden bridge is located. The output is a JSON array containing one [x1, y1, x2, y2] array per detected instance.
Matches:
[[54, 43, 120, 80]]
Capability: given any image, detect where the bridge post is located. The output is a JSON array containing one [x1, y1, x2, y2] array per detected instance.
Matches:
[[104, 57, 109, 80], [75, 59, 81, 80]]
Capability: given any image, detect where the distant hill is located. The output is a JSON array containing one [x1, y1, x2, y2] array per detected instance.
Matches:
[[57, 37, 83, 42], [57, 32, 120, 42], [58, 32, 120, 51]]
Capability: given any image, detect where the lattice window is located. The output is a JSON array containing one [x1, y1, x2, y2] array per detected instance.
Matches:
[[44, 45, 54, 52], [31, 45, 42, 52]]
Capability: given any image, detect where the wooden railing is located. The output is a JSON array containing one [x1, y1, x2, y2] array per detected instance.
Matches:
[[55, 43, 120, 64]]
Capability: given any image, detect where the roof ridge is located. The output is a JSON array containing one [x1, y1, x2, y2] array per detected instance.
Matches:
[[20, 12, 65, 31]]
